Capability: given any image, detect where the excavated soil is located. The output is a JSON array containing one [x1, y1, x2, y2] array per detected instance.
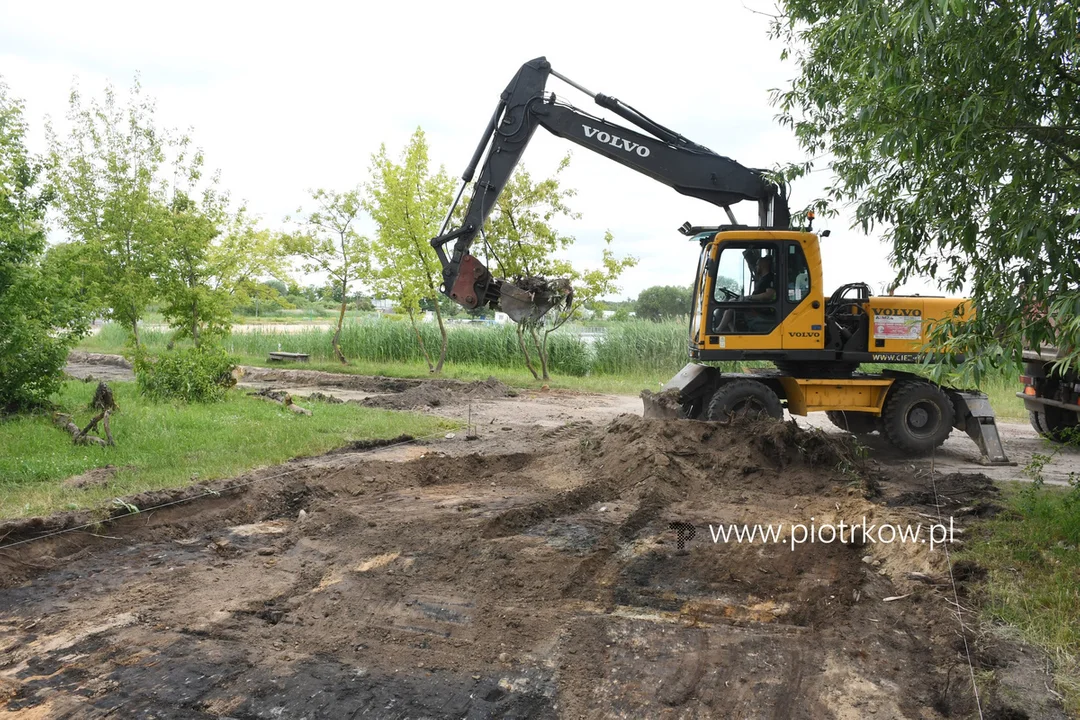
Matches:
[[1, 414, 1061, 719]]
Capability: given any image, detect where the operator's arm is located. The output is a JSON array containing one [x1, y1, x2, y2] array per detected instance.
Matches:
[[748, 273, 777, 302]]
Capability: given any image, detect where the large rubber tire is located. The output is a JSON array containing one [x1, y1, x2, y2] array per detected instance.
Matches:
[[1029, 407, 1080, 442], [706, 380, 784, 425], [1029, 410, 1050, 437], [825, 410, 880, 435], [881, 381, 955, 454]]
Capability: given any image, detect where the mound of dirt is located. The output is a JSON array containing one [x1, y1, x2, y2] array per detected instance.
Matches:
[[587, 413, 868, 498], [359, 376, 514, 410]]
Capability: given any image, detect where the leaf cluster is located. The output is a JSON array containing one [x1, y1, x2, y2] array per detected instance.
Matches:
[[771, 0, 1080, 380]]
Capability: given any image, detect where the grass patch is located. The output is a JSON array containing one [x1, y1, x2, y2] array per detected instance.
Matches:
[[0, 380, 457, 519], [960, 479, 1080, 712], [78, 320, 1032, 418], [231, 356, 672, 397]]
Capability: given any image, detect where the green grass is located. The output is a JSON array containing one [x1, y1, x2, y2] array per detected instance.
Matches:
[[239, 355, 672, 396], [960, 482, 1080, 713], [0, 380, 457, 519], [78, 320, 1031, 418]]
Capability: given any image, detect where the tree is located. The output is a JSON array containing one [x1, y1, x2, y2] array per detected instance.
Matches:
[[481, 155, 637, 379], [47, 77, 170, 348], [0, 79, 89, 411], [531, 230, 636, 378], [770, 0, 1080, 381], [635, 285, 693, 322], [154, 137, 233, 347], [284, 188, 370, 364], [366, 128, 456, 374], [480, 155, 577, 378]]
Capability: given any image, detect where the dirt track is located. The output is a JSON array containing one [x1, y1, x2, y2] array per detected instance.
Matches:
[[1, 360, 1075, 718]]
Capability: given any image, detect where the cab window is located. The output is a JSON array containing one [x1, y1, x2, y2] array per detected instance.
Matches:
[[786, 243, 810, 302], [710, 244, 779, 335]]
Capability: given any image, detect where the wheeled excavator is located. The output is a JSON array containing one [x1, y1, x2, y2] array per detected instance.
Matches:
[[429, 56, 1011, 464]]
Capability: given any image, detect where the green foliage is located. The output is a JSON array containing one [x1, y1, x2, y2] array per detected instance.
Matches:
[[0, 79, 89, 412], [0, 379, 455, 519], [365, 128, 456, 373], [478, 154, 637, 379], [156, 189, 233, 346], [133, 344, 238, 403], [285, 187, 371, 364], [770, 0, 1080, 383], [46, 77, 170, 345], [591, 320, 689, 375], [482, 153, 580, 282], [961, 480, 1080, 712], [635, 285, 692, 322]]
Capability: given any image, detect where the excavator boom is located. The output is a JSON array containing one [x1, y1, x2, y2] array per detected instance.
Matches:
[[430, 57, 789, 321]]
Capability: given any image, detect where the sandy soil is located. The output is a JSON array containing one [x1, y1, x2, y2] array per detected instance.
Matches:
[[1, 359, 1072, 717], [63, 357, 1080, 486]]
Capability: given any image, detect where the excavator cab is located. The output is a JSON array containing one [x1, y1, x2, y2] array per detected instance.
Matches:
[[688, 231, 826, 358]]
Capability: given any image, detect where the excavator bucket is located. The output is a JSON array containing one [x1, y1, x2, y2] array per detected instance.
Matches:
[[641, 389, 685, 419], [498, 277, 573, 324]]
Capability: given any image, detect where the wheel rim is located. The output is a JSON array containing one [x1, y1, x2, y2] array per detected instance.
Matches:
[[906, 400, 940, 438]]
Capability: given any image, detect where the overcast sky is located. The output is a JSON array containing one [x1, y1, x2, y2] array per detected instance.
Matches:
[[1, 0, 945, 300]]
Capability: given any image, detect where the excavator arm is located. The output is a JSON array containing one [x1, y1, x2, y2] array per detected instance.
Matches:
[[430, 56, 790, 322]]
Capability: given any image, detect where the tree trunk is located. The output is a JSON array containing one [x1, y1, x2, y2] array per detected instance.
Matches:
[[531, 326, 550, 380], [130, 314, 140, 349], [432, 295, 447, 375], [330, 276, 347, 367], [516, 324, 539, 380], [192, 298, 200, 348], [541, 327, 557, 381], [529, 328, 548, 382], [332, 298, 348, 364], [408, 307, 435, 372]]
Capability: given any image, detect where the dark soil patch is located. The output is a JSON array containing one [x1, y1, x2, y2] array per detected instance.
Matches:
[[359, 376, 515, 411]]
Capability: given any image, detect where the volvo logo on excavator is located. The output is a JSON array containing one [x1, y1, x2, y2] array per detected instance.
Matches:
[[789, 331, 821, 338], [582, 125, 651, 157], [872, 308, 922, 317]]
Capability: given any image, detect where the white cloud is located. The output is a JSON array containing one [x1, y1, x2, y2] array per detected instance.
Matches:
[[1, 0, 946, 300]]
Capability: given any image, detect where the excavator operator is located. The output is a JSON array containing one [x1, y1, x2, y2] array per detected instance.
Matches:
[[717, 252, 777, 333]]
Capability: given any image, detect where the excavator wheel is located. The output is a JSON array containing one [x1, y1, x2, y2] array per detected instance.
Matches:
[[706, 380, 783, 425], [881, 381, 955, 454], [825, 410, 880, 435]]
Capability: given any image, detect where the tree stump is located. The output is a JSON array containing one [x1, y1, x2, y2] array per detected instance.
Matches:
[[90, 382, 118, 412], [54, 382, 119, 447]]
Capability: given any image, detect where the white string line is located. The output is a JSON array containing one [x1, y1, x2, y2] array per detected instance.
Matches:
[[0, 430, 451, 553], [929, 447, 985, 719]]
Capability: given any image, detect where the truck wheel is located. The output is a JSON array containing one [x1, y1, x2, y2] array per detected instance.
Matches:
[[1029, 410, 1050, 437], [825, 410, 880, 435], [706, 380, 783, 425], [1030, 407, 1079, 442], [881, 381, 955, 454]]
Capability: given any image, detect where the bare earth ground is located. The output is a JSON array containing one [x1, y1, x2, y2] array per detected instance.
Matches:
[[0, 359, 1075, 718]]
